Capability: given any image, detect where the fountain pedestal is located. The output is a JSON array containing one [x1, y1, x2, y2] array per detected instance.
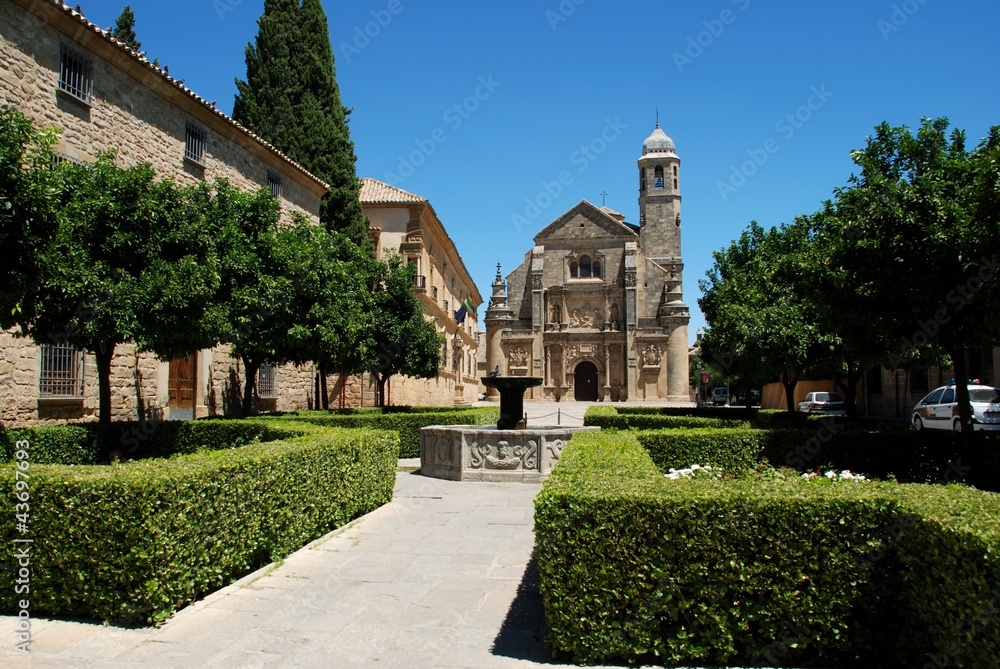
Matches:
[[419, 375, 599, 482], [482, 376, 542, 429]]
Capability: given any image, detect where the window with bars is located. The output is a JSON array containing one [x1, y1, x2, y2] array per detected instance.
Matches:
[[267, 170, 283, 199], [50, 151, 86, 168], [59, 44, 94, 104], [39, 344, 85, 397], [184, 121, 207, 165], [257, 362, 279, 398]]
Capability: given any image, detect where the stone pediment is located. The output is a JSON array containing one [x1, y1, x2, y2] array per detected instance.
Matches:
[[533, 200, 638, 244]]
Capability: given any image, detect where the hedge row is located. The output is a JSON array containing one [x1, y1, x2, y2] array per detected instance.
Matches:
[[0, 419, 303, 465], [0, 421, 398, 625], [269, 407, 499, 458], [588, 405, 910, 431], [584, 405, 751, 430], [535, 432, 1000, 667], [635, 427, 1000, 490]]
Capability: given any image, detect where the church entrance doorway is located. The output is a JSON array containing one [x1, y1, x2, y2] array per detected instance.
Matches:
[[574, 361, 599, 401]]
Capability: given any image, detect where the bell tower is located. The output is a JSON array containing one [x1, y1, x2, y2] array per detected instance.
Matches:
[[638, 120, 682, 260]]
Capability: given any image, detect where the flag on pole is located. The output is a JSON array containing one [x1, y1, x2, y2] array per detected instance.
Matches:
[[455, 304, 467, 324], [462, 296, 478, 320]]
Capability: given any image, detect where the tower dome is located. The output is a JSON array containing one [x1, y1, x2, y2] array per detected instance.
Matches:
[[642, 122, 676, 155]]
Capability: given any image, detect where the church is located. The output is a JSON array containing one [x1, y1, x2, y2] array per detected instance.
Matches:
[[484, 122, 690, 402]]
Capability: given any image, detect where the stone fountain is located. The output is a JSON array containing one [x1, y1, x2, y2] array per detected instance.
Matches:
[[419, 375, 599, 483]]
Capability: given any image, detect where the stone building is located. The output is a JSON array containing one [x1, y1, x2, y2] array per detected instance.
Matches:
[[485, 123, 690, 402], [0, 0, 329, 425], [328, 179, 482, 407]]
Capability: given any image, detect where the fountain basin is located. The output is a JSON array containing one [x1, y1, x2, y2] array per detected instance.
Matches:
[[420, 424, 600, 482]]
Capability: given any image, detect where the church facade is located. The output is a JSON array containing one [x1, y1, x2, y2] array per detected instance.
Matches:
[[484, 123, 690, 402]]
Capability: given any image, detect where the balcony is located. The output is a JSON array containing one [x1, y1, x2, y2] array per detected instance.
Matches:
[[414, 275, 427, 293]]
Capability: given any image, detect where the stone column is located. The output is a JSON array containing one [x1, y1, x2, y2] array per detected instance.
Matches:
[[667, 323, 690, 402]]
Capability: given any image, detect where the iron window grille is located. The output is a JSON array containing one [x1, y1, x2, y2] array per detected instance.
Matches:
[[185, 121, 207, 165], [39, 344, 85, 397], [267, 170, 283, 199], [59, 44, 94, 104], [257, 362, 279, 398]]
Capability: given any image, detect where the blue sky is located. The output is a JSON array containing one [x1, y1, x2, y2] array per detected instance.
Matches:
[[80, 0, 1000, 341]]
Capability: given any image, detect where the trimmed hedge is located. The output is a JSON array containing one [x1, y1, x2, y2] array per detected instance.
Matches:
[[0, 421, 398, 625], [585, 405, 751, 431], [0, 419, 303, 465], [535, 432, 1000, 667], [269, 407, 499, 458], [635, 427, 1000, 490]]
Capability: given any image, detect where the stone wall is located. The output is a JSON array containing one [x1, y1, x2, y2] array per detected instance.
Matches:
[[0, 0, 323, 225]]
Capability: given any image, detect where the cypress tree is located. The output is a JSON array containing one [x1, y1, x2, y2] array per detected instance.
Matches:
[[234, 0, 370, 248], [111, 5, 142, 54]]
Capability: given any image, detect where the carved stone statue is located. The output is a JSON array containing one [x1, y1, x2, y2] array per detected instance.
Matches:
[[510, 347, 528, 367], [610, 302, 619, 324], [551, 302, 561, 324], [642, 344, 661, 367]]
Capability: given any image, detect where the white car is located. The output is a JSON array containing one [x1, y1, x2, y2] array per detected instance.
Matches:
[[797, 391, 847, 415], [911, 384, 1000, 432]]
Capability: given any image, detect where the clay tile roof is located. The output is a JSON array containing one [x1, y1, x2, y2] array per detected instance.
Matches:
[[600, 206, 626, 221], [47, 1, 328, 190], [359, 178, 427, 204]]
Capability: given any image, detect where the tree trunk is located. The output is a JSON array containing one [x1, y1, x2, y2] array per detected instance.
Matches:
[[376, 373, 389, 409], [319, 363, 329, 410], [94, 343, 116, 426], [781, 370, 799, 412], [949, 347, 975, 469], [835, 362, 859, 419], [241, 354, 262, 417]]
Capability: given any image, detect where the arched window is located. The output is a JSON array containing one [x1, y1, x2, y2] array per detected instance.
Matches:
[[569, 261, 578, 278], [579, 256, 592, 278], [639, 167, 646, 192], [654, 165, 664, 190], [673, 165, 678, 190], [593, 260, 602, 278]]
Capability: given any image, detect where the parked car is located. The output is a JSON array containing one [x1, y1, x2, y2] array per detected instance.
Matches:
[[797, 391, 847, 415], [911, 384, 1000, 432], [712, 387, 729, 406]]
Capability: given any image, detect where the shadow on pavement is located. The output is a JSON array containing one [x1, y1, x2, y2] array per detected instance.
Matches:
[[491, 553, 560, 664]]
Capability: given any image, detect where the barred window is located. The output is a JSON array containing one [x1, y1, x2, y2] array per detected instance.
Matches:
[[39, 344, 85, 397], [267, 171, 283, 199], [184, 121, 207, 165], [50, 151, 86, 168], [257, 362, 279, 398], [59, 44, 94, 104]]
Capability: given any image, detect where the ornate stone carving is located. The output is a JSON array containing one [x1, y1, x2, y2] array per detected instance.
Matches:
[[521, 440, 538, 469], [531, 272, 544, 290], [546, 439, 565, 463], [550, 302, 561, 324], [625, 271, 637, 288], [486, 441, 521, 470], [568, 308, 599, 329], [509, 347, 529, 367], [564, 344, 580, 362], [642, 344, 662, 367]]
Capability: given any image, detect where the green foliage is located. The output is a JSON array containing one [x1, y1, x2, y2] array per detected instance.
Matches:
[[270, 407, 498, 458], [111, 5, 142, 53], [535, 433, 1000, 666], [584, 405, 751, 430], [0, 420, 303, 465], [234, 0, 370, 247], [18, 152, 223, 423], [0, 108, 60, 330], [0, 422, 398, 625], [365, 256, 445, 407], [698, 220, 830, 408]]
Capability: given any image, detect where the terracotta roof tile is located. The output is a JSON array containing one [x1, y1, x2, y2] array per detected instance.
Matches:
[[359, 178, 427, 204]]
